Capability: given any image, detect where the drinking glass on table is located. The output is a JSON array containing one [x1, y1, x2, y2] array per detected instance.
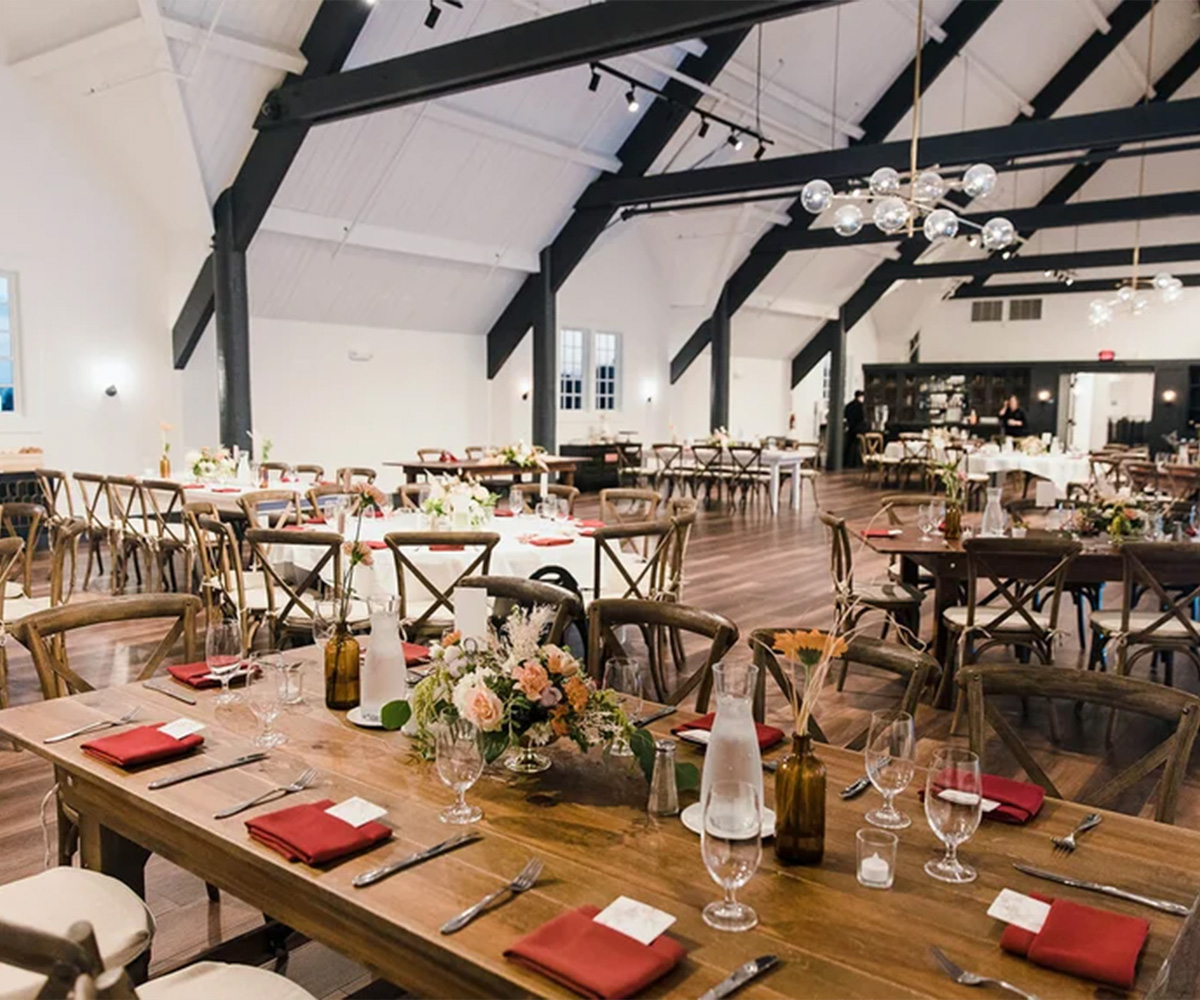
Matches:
[[435, 718, 484, 824], [311, 598, 340, 646], [924, 746, 983, 884], [205, 619, 244, 705], [701, 779, 761, 932], [917, 504, 937, 541], [246, 653, 287, 748], [603, 657, 644, 757], [864, 709, 916, 830], [508, 485, 524, 515]]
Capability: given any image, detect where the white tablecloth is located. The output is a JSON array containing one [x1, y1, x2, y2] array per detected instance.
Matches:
[[965, 454, 1090, 492]]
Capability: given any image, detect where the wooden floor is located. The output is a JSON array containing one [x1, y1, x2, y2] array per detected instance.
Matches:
[[2, 470, 1199, 996]]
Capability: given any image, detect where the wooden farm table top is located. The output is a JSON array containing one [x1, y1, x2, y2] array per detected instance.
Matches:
[[384, 456, 578, 484], [3, 652, 1199, 998]]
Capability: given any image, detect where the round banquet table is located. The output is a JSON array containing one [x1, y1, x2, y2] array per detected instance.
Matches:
[[267, 511, 641, 603], [965, 453, 1089, 492]]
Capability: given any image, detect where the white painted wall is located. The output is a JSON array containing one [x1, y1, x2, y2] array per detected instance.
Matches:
[[0, 64, 181, 477], [730, 357, 790, 440]]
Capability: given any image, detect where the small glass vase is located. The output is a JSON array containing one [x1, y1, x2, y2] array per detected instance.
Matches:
[[505, 735, 551, 774], [943, 502, 963, 541], [159, 455, 171, 478], [774, 733, 826, 865], [324, 626, 361, 710]]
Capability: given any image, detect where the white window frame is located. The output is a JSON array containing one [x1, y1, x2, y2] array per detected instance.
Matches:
[[0, 271, 22, 416], [558, 327, 623, 413], [592, 330, 621, 412], [559, 328, 586, 411]]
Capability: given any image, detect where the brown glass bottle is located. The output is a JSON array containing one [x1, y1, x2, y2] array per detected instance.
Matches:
[[324, 627, 361, 710], [774, 733, 826, 865]]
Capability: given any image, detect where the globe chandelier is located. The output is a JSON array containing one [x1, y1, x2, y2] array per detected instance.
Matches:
[[1088, 4, 1183, 327], [796, 0, 1016, 252]]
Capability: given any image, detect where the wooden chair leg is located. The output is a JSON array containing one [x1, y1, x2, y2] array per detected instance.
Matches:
[[206, 882, 220, 902]]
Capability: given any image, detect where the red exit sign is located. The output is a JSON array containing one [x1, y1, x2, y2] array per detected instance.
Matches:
[[1098, 350, 1115, 361]]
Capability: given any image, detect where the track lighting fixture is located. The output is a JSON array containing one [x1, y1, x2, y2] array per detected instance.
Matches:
[[588, 65, 600, 92], [424, 0, 440, 28], [625, 87, 639, 113], [698, 117, 710, 138], [754, 141, 766, 161], [728, 131, 743, 151]]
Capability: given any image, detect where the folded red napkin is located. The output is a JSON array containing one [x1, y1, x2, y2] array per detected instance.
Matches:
[[1001, 892, 1148, 989], [672, 713, 785, 752], [504, 905, 685, 999], [82, 724, 204, 768], [280, 524, 309, 532], [246, 798, 391, 865], [495, 508, 515, 517], [921, 773, 1045, 825], [364, 540, 388, 550], [863, 528, 902, 538], [403, 642, 431, 666], [307, 515, 326, 525], [529, 536, 573, 547], [429, 544, 464, 552], [574, 519, 605, 529], [212, 487, 241, 493], [439, 451, 459, 463], [181, 484, 204, 490]]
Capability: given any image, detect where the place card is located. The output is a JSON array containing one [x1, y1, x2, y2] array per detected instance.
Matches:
[[325, 796, 388, 828], [987, 888, 1051, 935], [593, 896, 676, 946], [676, 729, 711, 746], [158, 718, 206, 741], [937, 788, 1000, 812], [454, 586, 489, 642]]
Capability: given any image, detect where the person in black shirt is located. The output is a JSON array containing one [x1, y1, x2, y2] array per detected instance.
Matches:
[[998, 395, 1027, 436], [843, 390, 867, 468]]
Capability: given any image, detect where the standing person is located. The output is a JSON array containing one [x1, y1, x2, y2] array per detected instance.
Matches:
[[843, 390, 867, 468], [998, 395, 1027, 436]]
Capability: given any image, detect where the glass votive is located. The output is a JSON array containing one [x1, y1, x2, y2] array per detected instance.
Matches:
[[1011, 525, 1028, 539], [856, 828, 898, 889], [277, 659, 305, 705]]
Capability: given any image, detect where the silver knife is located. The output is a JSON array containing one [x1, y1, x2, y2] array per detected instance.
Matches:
[[142, 681, 197, 705], [353, 831, 481, 887], [841, 775, 872, 799], [147, 752, 268, 790], [1013, 864, 1192, 916], [634, 706, 677, 728], [698, 955, 779, 1000]]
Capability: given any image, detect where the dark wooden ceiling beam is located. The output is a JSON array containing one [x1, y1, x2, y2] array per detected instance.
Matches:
[[952, 273, 1200, 299], [875, 242, 1200, 282]]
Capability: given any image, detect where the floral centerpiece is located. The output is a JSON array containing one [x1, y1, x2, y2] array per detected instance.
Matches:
[[705, 427, 733, 447], [933, 460, 966, 540], [1018, 436, 1047, 456], [186, 446, 235, 482], [421, 475, 497, 526], [1070, 500, 1149, 541], [159, 423, 173, 478], [498, 441, 546, 470]]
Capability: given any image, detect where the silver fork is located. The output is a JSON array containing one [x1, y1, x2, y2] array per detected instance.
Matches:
[[439, 857, 543, 935], [930, 946, 1040, 1000], [212, 767, 318, 819], [1051, 813, 1101, 854], [44, 707, 140, 744]]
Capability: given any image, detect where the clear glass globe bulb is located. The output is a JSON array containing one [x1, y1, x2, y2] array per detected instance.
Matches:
[[1132, 295, 1149, 314], [922, 207, 959, 243], [801, 179, 834, 214], [1162, 281, 1184, 303], [832, 203, 864, 237], [913, 170, 946, 203], [1116, 286, 1135, 303], [962, 163, 998, 199], [1152, 271, 1175, 290], [872, 196, 910, 235], [980, 217, 1015, 250], [869, 166, 901, 197]]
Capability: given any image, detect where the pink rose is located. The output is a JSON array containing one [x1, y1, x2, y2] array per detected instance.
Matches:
[[514, 661, 551, 702], [453, 679, 504, 732]]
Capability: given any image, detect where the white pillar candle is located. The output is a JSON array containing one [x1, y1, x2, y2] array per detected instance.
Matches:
[[539, 472, 549, 500], [859, 852, 890, 885]]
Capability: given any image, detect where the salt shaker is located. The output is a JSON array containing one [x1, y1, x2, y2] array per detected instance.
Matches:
[[648, 739, 680, 817]]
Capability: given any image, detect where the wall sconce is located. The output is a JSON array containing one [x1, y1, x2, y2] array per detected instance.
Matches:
[[1036, 389, 1052, 403], [519, 379, 531, 402], [1162, 388, 1178, 404], [104, 385, 118, 397], [642, 379, 657, 404]]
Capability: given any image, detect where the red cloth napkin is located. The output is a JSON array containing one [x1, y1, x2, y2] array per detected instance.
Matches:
[[181, 484, 204, 490], [439, 451, 459, 463], [673, 713, 785, 752], [364, 540, 388, 550], [863, 528, 901, 538], [1000, 892, 1148, 989], [429, 544, 464, 552], [246, 799, 392, 865], [280, 524, 309, 532], [82, 724, 204, 768], [504, 905, 685, 999], [307, 515, 326, 525], [574, 519, 605, 529], [529, 536, 573, 547], [921, 773, 1045, 825], [495, 508, 515, 517], [403, 642, 431, 666], [212, 487, 241, 493]]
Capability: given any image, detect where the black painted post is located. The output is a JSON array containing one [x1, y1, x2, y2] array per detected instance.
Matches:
[[531, 247, 556, 453], [826, 307, 846, 472], [212, 190, 253, 454], [710, 286, 730, 432]]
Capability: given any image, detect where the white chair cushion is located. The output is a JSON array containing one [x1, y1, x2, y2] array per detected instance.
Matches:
[[0, 868, 154, 1000], [854, 581, 924, 605], [942, 606, 1051, 631], [139, 962, 317, 1000], [4, 596, 51, 622], [4, 582, 24, 600], [1090, 610, 1198, 638]]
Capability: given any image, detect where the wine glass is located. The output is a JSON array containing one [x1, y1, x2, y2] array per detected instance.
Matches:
[[603, 657, 644, 757], [917, 504, 936, 541], [701, 779, 761, 932], [312, 598, 340, 647], [435, 718, 484, 824], [924, 746, 983, 883], [508, 485, 524, 515], [246, 653, 286, 748], [864, 709, 916, 830], [205, 619, 244, 705]]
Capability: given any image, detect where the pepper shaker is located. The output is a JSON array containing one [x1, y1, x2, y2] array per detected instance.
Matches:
[[648, 739, 680, 817]]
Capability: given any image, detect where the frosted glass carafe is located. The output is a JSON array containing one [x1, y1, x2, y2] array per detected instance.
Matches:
[[980, 487, 1006, 537], [359, 597, 408, 722], [700, 662, 763, 812]]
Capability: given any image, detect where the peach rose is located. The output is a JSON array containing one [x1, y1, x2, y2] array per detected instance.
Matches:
[[342, 540, 374, 566], [513, 661, 551, 702], [544, 645, 578, 676], [563, 675, 589, 713], [550, 704, 571, 737], [453, 678, 504, 732]]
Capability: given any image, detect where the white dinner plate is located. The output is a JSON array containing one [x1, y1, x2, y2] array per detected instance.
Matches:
[[346, 706, 385, 729], [680, 802, 776, 840]]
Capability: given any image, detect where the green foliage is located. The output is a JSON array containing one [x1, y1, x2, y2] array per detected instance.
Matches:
[[379, 700, 411, 731], [629, 727, 699, 791], [480, 729, 511, 764]]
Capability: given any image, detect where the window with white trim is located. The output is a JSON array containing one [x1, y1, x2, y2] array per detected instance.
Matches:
[[0, 273, 17, 412], [593, 331, 619, 410], [558, 328, 622, 412], [559, 328, 585, 410]]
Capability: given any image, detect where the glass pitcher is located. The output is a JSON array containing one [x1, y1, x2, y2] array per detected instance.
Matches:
[[980, 487, 1006, 537], [700, 662, 763, 814], [359, 596, 407, 723]]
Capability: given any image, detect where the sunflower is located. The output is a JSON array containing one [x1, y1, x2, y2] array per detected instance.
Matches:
[[773, 629, 848, 665]]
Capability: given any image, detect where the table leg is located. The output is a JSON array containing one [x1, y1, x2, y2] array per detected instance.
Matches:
[[931, 572, 959, 709], [769, 465, 780, 516], [790, 461, 801, 510], [78, 812, 151, 898], [562, 470, 575, 488]]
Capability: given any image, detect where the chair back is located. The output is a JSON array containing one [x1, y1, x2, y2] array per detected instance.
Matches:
[[0, 536, 26, 625], [72, 473, 111, 533], [293, 463, 325, 484], [244, 528, 344, 635], [818, 509, 855, 597], [394, 484, 426, 511], [139, 479, 188, 548], [860, 433, 883, 463], [962, 664, 1200, 824], [257, 461, 291, 484], [1, 502, 45, 598], [1124, 460, 1158, 494], [1117, 543, 1200, 667], [879, 493, 942, 526], [40, 519, 87, 610], [661, 509, 696, 603], [650, 443, 684, 478], [36, 470, 75, 523], [598, 488, 659, 525], [0, 914, 135, 1000], [417, 449, 446, 463], [513, 483, 579, 513], [103, 477, 147, 540], [195, 516, 255, 629], [726, 446, 763, 486], [458, 575, 581, 646], [306, 484, 352, 520], [690, 446, 724, 481], [592, 520, 671, 600], [587, 598, 737, 711], [237, 489, 304, 529], [336, 466, 377, 488], [464, 446, 486, 461], [615, 443, 643, 480], [10, 594, 200, 700], [1164, 465, 1200, 503], [383, 531, 499, 633]]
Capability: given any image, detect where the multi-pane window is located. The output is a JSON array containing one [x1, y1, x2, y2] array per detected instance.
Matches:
[[0, 273, 16, 412], [559, 328, 585, 410], [593, 332, 619, 411]]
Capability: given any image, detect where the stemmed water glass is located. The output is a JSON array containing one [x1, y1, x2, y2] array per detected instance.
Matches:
[[924, 746, 983, 883], [435, 718, 484, 824], [206, 619, 244, 705], [312, 598, 340, 647], [603, 657, 644, 757], [865, 709, 916, 830], [917, 504, 937, 541], [246, 653, 286, 748], [701, 779, 762, 932]]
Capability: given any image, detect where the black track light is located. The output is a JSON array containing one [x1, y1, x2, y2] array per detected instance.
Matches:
[[625, 87, 639, 113], [588, 65, 600, 92], [424, 0, 440, 28], [728, 131, 743, 151], [698, 116, 710, 138], [754, 141, 766, 161]]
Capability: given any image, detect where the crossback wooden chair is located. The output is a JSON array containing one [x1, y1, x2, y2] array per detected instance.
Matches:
[[293, 463, 325, 484], [591, 521, 671, 601], [726, 446, 769, 508], [257, 461, 291, 485], [394, 484, 426, 511], [244, 528, 355, 645], [72, 473, 111, 591], [615, 443, 650, 488], [1088, 452, 1125, 494], [2, 518, 85, 629], [859, 433, 884, 486], [879, 493, 943, 526], [0, 502, 45, 600], [0, 537, 27, 710], [458, 575, 581, 646], [336, 466, 377, 488], [587, 598, 737, 711], [138, 480, 191, 592], [103, 477, 149, 594], [237, 489, 304, 530], [661, 506, 697, 605], [465, 446, 487, 461], [688, 446, 727, 505], [598, 487, 659, 525], [512, 483, 579, 514], [417, 449, 447, 463], [36, 469, 75, 526], [1164, 464, 1200, 503], [650, 443, 685, 497], [750, 628, 938, 735], [195, 516, 270, 647], [1124, 460, 1159, 495], [383, 531, 499, 639], [962, 664, 1200, 825], [305, 484, 351, 521]]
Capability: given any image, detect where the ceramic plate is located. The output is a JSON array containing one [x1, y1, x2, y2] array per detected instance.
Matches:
[[346, 706, 385, 729], [680, 802, 776, 840]]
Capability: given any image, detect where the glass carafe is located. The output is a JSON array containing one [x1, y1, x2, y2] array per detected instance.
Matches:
[[700, 662, 763, 815], [359, 597, 407, 723], [980, 487, 1006, 537]]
